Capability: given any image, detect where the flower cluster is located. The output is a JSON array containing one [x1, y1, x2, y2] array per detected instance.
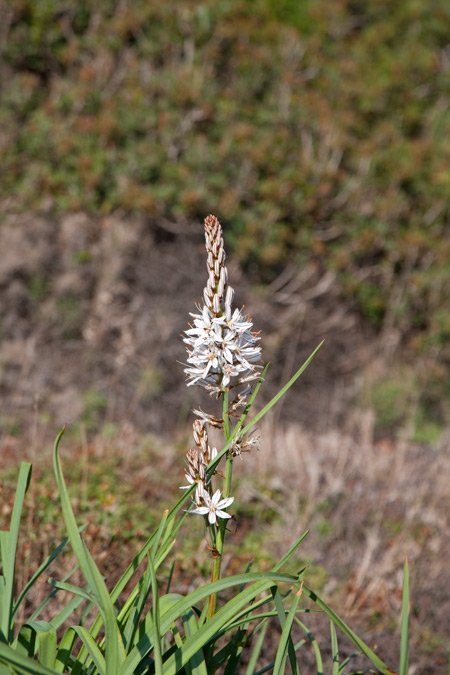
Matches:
[[180, 418, 233, 525], [183, 215, 261, 397], [182, 215, 261, 527]]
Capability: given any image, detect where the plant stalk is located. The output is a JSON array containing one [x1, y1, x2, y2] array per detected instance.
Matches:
[[207, 391, 233, 619]]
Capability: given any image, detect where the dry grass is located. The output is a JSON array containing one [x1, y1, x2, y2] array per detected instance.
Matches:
[[2, 413, 449, 672], [234, 414, 450, 672]]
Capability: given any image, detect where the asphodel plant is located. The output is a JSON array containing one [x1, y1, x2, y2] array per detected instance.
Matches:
[[0, 215, 409, 675], [180, 215, 263, 617]]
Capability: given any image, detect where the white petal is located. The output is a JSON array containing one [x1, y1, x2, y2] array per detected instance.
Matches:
[[191, 506, 209, 516], [217, 496, 234, 509], [215, 509, 232, 520]]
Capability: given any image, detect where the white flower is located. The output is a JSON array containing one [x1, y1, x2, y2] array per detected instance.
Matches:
[[180, 473, 205, 505], [190, 489, 234, 525], [183, 304, 261, 389]]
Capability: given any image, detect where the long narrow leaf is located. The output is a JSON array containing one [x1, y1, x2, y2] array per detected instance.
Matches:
[[302, 585, 392, 674], [87, 503, 190, 648], [53, 428, 126, 673], [223, 627, 247, 675], [70, 626, 106, 675], [153, 582, 279, 675], [206, 345, 322, 479], [47, 580, 95, 604], [223, 561, 262, 675], [13, 532, 83, 621], [22, 621, 57, 669], [181, 610, 208, 675], [272, 586, 301, 675], [30, 565, 82, 625], [240, 342, 324, 437], [0, 462, 32, 642], [294, 618, 324, 675], [232, 363, 271, 434], [271, 533, 309, 572], [121, 561, 153, 652], [83, 541, 126, 672], [120, 572, 299, 675], [148, 558, 163, 675], [14, 625, 35, 658], [330, 621, 339, 675], [0, 642, 60, 675], [399, 560, 409, 675], [245, 619, 269, 675], [54, 627, 78, 674]]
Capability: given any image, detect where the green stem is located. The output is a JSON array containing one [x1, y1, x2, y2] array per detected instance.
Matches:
[[207, 390, 233, 619], [223, 389, 230, 441]]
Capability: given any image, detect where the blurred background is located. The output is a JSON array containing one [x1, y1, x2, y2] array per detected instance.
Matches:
[[1, 0, 450, 671]]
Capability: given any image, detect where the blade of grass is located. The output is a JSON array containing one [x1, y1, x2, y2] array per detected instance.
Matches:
[[54, 627, 77, 674], [271, 532, 309, 573], [13, 530, 84, 621], [0, 462, 32, 643], [330, 621, 339, 675], [222, 561, 259, 675], [294, 618, 324, 675], [70, 626, 106, 675], [302, 585, 392, 674], [53, 428, 126, 673], [148, 558, 163, 675], [245, 619, 269, 675], [206, 344, 322, 480], [47, 579, 95, 604], [337, 651, 361, 673], [153, 582, 280, 675], [399, 560, 409, 675], [240, 342, 324, 438], [0, 641, 60, 675], [232, 363, 270, 434], [121, 560, 153, 652], [19, 622, 57, 670], [272, 585, 301, 675], [120, 572, 300, 675], [44, 578, 88, 629], [181, 610, 208, 675], [84, 541, 126, 672]]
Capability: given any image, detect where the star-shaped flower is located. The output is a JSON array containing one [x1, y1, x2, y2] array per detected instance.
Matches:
[[190, 489, 234, 525]]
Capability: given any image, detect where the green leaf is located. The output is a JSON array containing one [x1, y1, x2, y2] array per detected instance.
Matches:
[[399, 560, 410, 675], [120, 572, 299, 675], [233, 363, 271, 433], [121, 561, 153, 652], [148, 558, 163, 675], [271, 532, 309, 573], [302, 585, 393, 674], [272, 586, 300, 675], [240, 342, 324, 437], [52, 428, 126, 673], [47, 579, 95, 604], [330, 621, 339, 675], [45, 576, 89, 630], [245, 619, 269, 675], [54, 627, 77, 674], [0, 463, 32, 643], [70, 626, 106, 675], [180, 610, 208, 675], [294, 618, 324, 674], [0, 641, 60, 675], [13, 533, 78, 622], [24, 622, 56, 669]]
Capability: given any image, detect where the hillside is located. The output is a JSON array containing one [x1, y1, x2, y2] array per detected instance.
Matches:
[[1, 1, 450, 672]]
